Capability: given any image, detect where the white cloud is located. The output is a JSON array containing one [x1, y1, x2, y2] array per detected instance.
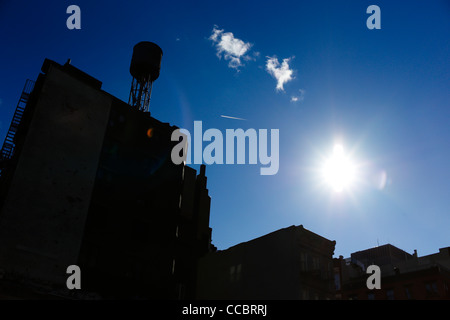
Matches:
[[209, 26, 253, 70], [265, 56, 294, 91], [291, 89, 305, 102]]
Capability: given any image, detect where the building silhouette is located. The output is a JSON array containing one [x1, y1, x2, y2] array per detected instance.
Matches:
[[196, 225, 336, 299], [334, 244, 450, 300], [0, 57, 213, 299]]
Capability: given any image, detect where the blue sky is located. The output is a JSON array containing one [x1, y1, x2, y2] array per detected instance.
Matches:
[[0, 0, 449, 258]]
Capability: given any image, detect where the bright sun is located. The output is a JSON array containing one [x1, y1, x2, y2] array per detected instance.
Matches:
[[321, 144, 357, 193]]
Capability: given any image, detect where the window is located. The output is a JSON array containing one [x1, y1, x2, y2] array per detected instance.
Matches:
[[432, 282, 438, 293], [386, 289, 395, 300], [404, 285, 413, 300], [425, 281, 438, 297], [432, 282, 438, 292], [236, 263, 242, 281], [300, 252, 308, 272], [177, 283, 186, 299], [230, 263, 242, 282], [327, 262, 333, 279], [334, 272, 341, 291], [302, 289, 309, 300], [312, 256, 320, 270]]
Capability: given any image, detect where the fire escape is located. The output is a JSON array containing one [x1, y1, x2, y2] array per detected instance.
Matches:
[[0, 79, 35, 177]]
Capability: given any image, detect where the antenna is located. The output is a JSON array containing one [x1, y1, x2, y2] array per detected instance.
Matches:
[[128, 41, 163, 113]]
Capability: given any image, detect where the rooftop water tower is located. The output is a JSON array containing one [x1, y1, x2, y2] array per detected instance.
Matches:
[[128, 41, 163, 113]]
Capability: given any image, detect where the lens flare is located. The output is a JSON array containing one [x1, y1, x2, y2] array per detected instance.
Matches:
[[147, 128, 154, 138]]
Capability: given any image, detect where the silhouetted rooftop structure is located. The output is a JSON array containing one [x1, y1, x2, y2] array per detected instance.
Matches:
[[196, 225, 336, 300], [334, 245, 450, 300], [350, 243, 414, 270]]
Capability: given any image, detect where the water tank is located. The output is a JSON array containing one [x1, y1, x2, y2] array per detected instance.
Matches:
[[129, 41, 163, 82]]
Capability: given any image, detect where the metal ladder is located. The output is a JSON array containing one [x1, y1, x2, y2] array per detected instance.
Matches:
[[0, 79, 35, 176]]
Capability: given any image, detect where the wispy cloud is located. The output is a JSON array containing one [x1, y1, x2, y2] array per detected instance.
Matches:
[[265, 56, 294, 91], [209, 25, 253, 70], [220, 115, 247, 121], [291, 89, 306, 102]]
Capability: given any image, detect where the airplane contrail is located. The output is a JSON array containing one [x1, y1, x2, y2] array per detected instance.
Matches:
[[220, 115, 247, 121]]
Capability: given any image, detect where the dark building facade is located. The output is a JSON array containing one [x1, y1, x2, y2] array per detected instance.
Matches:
[[334, 245, 450, 300], [196, 225, 336, 300], [0, 59, 212, 299]]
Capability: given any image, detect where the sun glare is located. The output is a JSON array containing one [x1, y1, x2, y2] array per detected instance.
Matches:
[[321, 144, 357, 193]]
